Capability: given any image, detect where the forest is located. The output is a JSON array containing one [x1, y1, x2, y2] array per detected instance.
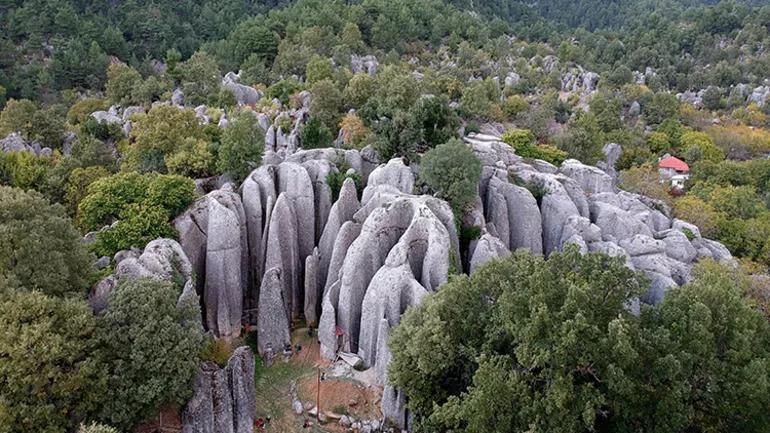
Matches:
[[1, 0, 770, 432]]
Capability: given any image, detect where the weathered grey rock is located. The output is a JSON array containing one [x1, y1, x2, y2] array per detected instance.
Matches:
[[304, 249, 320, 326], [318, 178, 360, 289], [91, 238, 194, 312], [642, 271, 677, 305], [278, 162, 316, 261], [226, 347, 257, 433], [172, 88, 184, 106], [257, 267, 291, 356], [183, 348, 256, 433], [485, 176, 543, 254], [0, 132, 34, 153], [351, 54, 378, 76], [692, 238, 734, 263], [222, 73, 261, 105], [173, 191, 249, 338], [263, 193, 300, 321], [470, 232, 509, 273], [320, 187, 458, 355], [541, 192, 580, 255], [672, 219, 701, 238], [659, 230, 697, 263], [205, 199, 244, 341], [301, 159, 335, 243], [183, 363, 217, 433], [590, 201, 653, 242], [382, 385, 407, 429], [619, 234, 666, 257], [559, 159, 614, 194], [362, 158, 414, 202]]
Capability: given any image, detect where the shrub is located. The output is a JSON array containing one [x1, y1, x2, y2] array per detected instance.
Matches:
[[92, 203, 175, 258], [419, 138, 482, 212], [0, 186, 92, 296], [122, 105, 209, 174], [501, 129, 568, 165], [216, 111, 265, 182], [77, 173, 195, 255], [266, 79, 303, 105], [67, 98, 108, 125], [96, 278, 204, 430], [66, 166, 111, 215], [300, 115, 333, 149], [78, 423, 119, 433], [681, 130, 725, 163], [0, 291, 106, 433]]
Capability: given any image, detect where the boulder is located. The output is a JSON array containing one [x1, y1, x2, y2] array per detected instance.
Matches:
[[470, 232, 509, 273], [559, 159, 614, 194]]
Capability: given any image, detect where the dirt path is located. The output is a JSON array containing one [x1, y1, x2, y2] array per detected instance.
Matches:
[[254, 328, 383, 433]]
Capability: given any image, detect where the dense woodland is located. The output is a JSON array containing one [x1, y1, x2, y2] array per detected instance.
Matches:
[[2, 0, 770, 432]]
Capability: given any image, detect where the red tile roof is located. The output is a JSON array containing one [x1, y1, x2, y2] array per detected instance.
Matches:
[[659, 156, 689, 172]]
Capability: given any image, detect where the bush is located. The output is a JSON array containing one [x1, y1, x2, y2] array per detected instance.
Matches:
[[419, 138, 482, 212], [326, 169, 362, 203], [0, 291, 106, 433], [67, 98, 108, 125], [501, 129, 567, 165], [92, 203, 176, 258], [123, 105, 209, 174], [77, 173, 195, 255], [71, 133, 115, 168], [0, 186, 92, 296], [96, 278, 204, 430], [681, 130, 725, 163], [266, 79, 303, 105], [66, 166, 111, 215], [216, 112, 264, 182], [300, 115, 333, 149], [78, 423, 119, 433]]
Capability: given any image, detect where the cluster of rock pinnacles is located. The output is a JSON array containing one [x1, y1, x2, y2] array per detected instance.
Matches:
[[92, 134, 733, 432]]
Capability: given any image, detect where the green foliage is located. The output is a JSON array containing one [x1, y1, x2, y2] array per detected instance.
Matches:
[[200, 337, 236, 367], [77, 422, 119, 433], [178, 51, 221, 106], [229, 19, 279, 66], [0, 186, 92, 296], [326, 169, 362, 203], [681, 130, 726, 163], [66, 166, 111, 215], [122, 105, 211, 175], [305, 55, 334, 84], [300, 115, 333, 149], [71, 134, 116, 168], [96, 278, 204, 430], [502, 128, 567, 165], [309, 78, 343, 131], [92, 203, 176, 258], [0, 99, 65, 148], [67, 98, 108, 125], [643, 92, 680, 126], [390, 248, 770, 433], [266, 79, 303, 105], [420, 138, 481, 211], [105, 64, 142, 106], [216, 111, 265, 182], [460, 78, 501, 119], [77, 172, 195, 256], [554, 111, 603, 164], [0, 291, 107, 433], [389, 247, 644, 432]]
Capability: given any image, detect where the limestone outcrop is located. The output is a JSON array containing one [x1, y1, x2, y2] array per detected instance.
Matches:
[[182, 347, 256, 433]]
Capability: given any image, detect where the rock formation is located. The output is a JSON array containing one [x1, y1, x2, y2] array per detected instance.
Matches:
[[183, 347, 256, 433]]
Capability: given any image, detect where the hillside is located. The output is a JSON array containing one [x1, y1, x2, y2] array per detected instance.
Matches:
[[1, 0, 770, 432]]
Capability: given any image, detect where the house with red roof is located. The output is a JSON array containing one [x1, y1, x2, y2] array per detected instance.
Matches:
[[658, 155, 690, 189]]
